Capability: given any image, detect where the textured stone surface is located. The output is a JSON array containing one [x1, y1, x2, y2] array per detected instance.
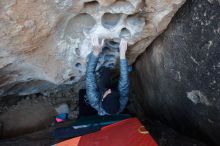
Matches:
[[132, 0, 220, 145], [0, 81, 80, 137], [0, 0, 185, 96], [0, 99, 56, 137]]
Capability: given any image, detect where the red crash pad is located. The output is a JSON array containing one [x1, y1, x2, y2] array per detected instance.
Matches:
[[56, 118, 158, 146]]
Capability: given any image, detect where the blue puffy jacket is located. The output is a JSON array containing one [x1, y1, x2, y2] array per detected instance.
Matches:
[[86, 53, 129, 115]]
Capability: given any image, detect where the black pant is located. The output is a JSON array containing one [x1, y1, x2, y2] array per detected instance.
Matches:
[[79, 67, 119, 117], [79, 89, 98, 117]]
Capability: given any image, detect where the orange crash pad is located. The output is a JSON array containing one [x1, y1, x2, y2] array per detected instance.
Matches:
[[55, 118, 158, 146]]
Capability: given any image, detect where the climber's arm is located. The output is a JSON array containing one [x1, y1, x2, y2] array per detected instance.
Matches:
[[86, 36, 105, 112], [118, 39, 129, 113], [86, 53, 101, 110]]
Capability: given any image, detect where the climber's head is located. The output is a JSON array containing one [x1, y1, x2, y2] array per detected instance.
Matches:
[[102, 89, 120, 114]]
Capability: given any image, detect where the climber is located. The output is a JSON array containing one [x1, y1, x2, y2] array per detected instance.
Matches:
[[79, 36, 129, 116]]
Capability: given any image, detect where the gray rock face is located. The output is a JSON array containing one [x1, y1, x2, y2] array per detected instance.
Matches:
[[132, 0, 220, 145]]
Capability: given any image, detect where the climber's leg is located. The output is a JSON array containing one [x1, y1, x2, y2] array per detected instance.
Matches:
[[78, 89, 98, 117]]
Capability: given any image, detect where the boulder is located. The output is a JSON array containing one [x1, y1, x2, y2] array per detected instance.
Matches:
[[0, 99, 56, 137], [0, 0, 185, 96], [132, 0, 220, 145]]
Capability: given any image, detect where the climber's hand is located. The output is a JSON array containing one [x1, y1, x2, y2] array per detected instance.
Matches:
[[119, 39, 127, 59], [91, 36, 104, 56]]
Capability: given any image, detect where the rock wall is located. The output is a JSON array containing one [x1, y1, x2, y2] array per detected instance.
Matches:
[[0, 0, 185, 96], [132, 0, 220, 145]]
